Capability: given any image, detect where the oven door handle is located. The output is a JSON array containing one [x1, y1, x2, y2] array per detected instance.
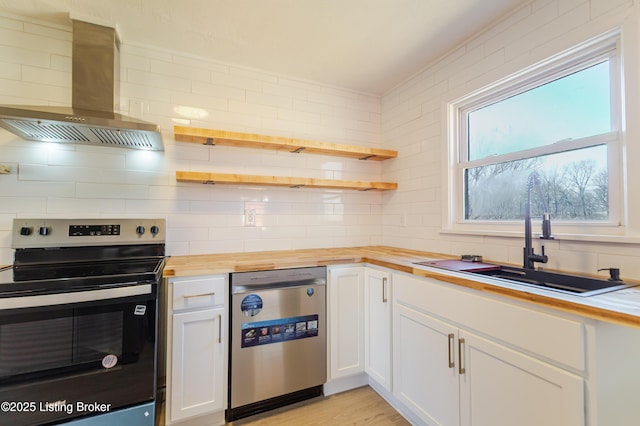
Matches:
[[0, 283, 153, 310]]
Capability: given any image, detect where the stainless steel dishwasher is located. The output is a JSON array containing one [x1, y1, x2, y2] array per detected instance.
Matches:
[[227, 266, 326, 421]]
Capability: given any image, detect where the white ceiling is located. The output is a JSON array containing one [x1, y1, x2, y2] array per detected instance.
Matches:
[[0, 0, 527, 94]]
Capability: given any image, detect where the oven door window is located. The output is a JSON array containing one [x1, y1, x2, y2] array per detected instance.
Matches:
[[0, 309, 124, 380], [0, 296, 156, 425]]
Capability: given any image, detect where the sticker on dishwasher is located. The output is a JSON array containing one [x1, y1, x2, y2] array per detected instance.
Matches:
[[240, 294, 263, 317], [240, 314, 319, 348]]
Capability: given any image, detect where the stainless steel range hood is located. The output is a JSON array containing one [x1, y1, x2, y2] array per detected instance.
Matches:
[[0, 20, 163, 151]]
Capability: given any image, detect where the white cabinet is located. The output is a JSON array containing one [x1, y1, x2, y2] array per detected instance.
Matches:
[[166, 275, 227, 425], [459, 329, 583, 426], [394, 302, 459, 425], [393, 272, 585, 426], [327, 266, 365, 380], [364, 267, 392, 391]]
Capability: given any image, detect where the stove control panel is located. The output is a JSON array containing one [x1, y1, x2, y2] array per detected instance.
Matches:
[[69, 224, 121, 236], [12, 218, 165, 249]]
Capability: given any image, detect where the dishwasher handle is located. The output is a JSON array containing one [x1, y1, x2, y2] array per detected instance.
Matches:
[[232, 278, 326, 295]]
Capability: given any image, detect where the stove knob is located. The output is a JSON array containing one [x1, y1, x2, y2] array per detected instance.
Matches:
[[136, 225, 146, 236], [39, 226, 50, 236], [150, 225, 160, 236], [20, 226, 33, 236]]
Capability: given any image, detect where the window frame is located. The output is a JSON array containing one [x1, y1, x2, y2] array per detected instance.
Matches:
[[444, 31, 625, 238]]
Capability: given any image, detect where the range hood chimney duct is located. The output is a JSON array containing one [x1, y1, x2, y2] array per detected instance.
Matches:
[[0, 19, 164, 151]]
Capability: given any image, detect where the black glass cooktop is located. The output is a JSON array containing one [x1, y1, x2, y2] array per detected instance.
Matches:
[[0, 257, 165, 298]]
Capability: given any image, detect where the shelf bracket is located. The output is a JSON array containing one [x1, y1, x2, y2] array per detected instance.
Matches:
[[290, 184, 305, 188], [359, 187, 375, 191], [291, 147, 306, 153], [358, 154, 376, 161], [203, 138, 216, 146], [204, 180, 216, 185]]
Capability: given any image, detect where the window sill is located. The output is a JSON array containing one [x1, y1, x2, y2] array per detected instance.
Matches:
[[439, 227, 640, 245]]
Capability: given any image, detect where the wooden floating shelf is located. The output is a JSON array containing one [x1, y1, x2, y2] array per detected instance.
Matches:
[[174, 126, 398, 161], [176, 171, 398, 191]]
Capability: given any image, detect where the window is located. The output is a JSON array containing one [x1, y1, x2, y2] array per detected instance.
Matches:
[[447, 33, 622, 236]]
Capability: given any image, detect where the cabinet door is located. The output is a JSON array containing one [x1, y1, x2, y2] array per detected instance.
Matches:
[[328, 267, 365, 379], [170, 308, 225, 423], [459, 330, 584, 426], [394, 303, 460, 426], [364, 267, 392, 391]]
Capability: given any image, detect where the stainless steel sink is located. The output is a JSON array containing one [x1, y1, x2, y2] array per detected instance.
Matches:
[[471, 266, 636, 297]]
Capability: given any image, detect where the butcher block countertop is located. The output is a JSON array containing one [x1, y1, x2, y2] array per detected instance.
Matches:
[[163, 245, 640, 329]]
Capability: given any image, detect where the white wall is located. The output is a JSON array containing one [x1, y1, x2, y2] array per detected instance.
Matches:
[[0, 13, 384, 264], [382, 0, 640, 278]]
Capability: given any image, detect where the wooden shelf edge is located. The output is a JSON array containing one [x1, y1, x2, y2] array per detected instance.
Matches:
[[176, 171, 398, 191], [174, 126, 398, 161]]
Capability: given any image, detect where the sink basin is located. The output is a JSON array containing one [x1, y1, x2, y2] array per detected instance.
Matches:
[[471, 266, 635, 297]]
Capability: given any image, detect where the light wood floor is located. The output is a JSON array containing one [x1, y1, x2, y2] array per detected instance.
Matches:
[[229, 386, 410, 426]]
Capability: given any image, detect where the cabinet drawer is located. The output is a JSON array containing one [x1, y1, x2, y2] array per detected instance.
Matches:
[[172, 275, 227, 311]]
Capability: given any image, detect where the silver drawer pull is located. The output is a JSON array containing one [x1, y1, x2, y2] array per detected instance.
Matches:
[[382, 277, 388, 303], [448, 333, 455, 369], [458, 338, 466, 375], [183, 291, 216, 298]]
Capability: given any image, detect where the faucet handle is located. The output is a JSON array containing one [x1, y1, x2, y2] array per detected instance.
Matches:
[[528, 245, 548, 265]]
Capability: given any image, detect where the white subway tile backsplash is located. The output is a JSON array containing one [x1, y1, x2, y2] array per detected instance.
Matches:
[[19, 164, 94, 182], [210, 70, 262, 93], [75, 182, 148, 200], [0, 214, 15, 231], [292, 102, 334, 121], [189, 200, 245, 215], [2, 176, 75, 197], [23, 22, 70, 40], [0, 79, 70, 104], [262, 80, 309, 100], [46, 197, 125, 215], [47, 147, 125, 169], [0, 15, 22, 30], [0, 45, 51, 68], [166, 226, 210, 242], [590, 0, 632, 18], [188, 239, 245, 255], [228, 100, 278, 119], [559, 0, 587, 15], [246, 90, 293, 109], [150, 58, 210, 82], [0, 196, 46, 214], [125, 199, 190, 213], [229, 66, 278, 84], [0, 61, 19, 80], [0, 27, 70, 56], [0, 247, 12, 265], [244, 237, 292, 253], [121, 82, 172, 103], [127, 68, 190, 92], [192, 108, 263, 130], [121, 52, 151, 72], [504, 3, 590, 62], [277, 108, 321, 125], [167, 214, 227, 229], [171, 54, 229, 74], [50, 54, 71, 72]]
